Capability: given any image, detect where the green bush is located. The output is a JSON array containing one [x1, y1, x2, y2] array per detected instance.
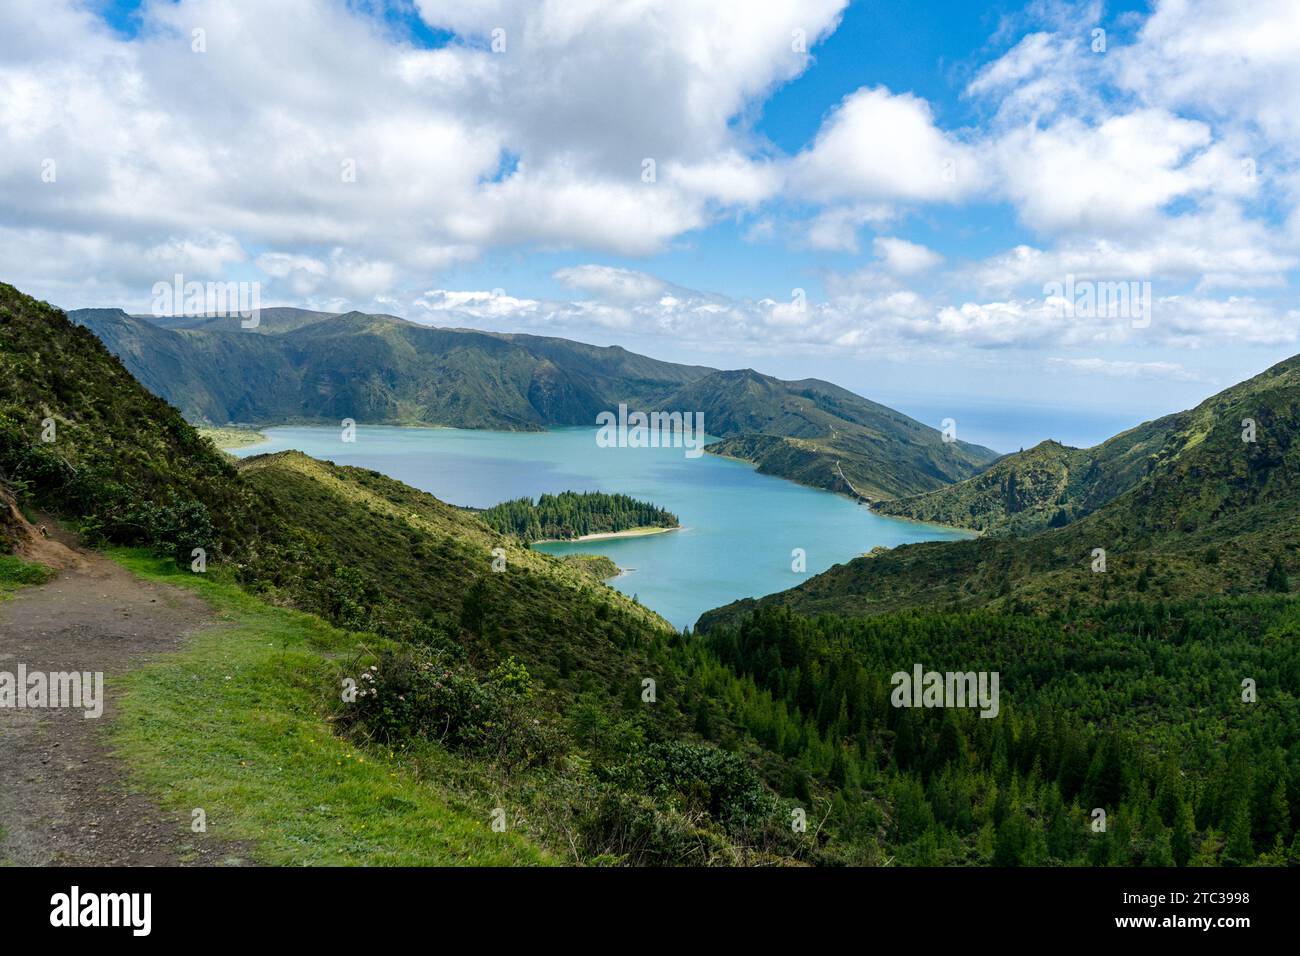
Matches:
[[613, 741, 774, 836], [342, 647, 561, 771]]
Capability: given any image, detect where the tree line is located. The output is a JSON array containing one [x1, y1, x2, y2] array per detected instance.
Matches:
[[480, 490, 678, 543], [652, 596, 1300, 865]]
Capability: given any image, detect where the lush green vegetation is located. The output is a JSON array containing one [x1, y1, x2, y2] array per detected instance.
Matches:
[[702, 354, 1300, 628], [1, 285, 798, 864], [874, 439, 1104, 534], [112, 550, 804, 865], [234, 452, 672, 686], [71, 306, 707, 432], [686, 599, 1300, 865], [0, 284, 250, 565], [875, 358, 1298, 537], [559, 554, 621, 581], [480, 490, 678, 543], [675, 368, 998, 499], [110, 550, 552, 866]]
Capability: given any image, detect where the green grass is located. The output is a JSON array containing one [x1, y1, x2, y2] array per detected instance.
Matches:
[[0, 553, 53, 598], [107, 549, 553, 866]]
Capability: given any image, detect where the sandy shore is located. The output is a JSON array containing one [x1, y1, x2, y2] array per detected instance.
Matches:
[[539, 525, 680, 544]]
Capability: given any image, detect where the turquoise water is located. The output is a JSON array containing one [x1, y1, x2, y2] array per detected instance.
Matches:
[[232, 426, 973, 629]]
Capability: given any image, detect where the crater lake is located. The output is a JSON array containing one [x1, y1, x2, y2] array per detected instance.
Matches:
[[231, 425, 974, 629]]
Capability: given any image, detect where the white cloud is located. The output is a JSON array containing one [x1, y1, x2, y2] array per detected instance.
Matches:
[[2, 0, 1298, 379], [554, 265, 668, 302], [789, 87, 983, 203], [1118, 0, 1300, 146], [0, 0, 846, 305], [873, 237, 943, 275], [989, 109, 1215, 234], [1046, 357, 1207, 382], [402, 262, 1299, 359], [797, 204, 894, 252]]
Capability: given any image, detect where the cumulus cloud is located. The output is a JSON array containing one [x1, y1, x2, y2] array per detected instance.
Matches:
[[873, 237, 943, 275], [2, 0, 1298, 376], [789, 87, 984, 203], [0, 0, 844, 306]]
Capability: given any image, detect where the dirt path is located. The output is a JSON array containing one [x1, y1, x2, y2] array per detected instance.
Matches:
[[833, 460, 867, 501], [0, 533, 249, 866]]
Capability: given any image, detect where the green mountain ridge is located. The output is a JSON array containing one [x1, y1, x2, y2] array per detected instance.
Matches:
[[871, 407, 1204, 535], [70, 306, 998, 500], [664, 369, 995, 499], [699, 353, 1300, 629]]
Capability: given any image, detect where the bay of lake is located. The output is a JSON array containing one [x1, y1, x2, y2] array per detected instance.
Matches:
[[231, 426, 973, 629]]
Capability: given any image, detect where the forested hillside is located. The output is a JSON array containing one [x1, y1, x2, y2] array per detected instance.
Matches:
[[663, 369, 998, 499], [14, 279, 1300, 867], [690, 600, 1300, 865], [872, 372, 1277, 536], [684, 351, 1300, 865]]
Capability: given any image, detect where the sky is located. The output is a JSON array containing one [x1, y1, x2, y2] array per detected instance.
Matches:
[[2, 0, 1299, 450]]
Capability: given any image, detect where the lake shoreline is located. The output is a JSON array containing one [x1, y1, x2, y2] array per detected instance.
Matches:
[[199, 426, 271, 451], [863, 503, 984, 538], [707, 443, 980, 537], [535, 525, 680, 544], [232, 423, 975, 628]]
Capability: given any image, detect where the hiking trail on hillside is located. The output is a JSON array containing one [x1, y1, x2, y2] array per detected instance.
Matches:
[[0, 522, 250, 866]]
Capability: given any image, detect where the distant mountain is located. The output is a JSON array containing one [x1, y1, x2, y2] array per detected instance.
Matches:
[[71, 306, 998, 499], [676, 369, 997, 498], [699, 354, 1300, 628], [71, 307, 708, 431]]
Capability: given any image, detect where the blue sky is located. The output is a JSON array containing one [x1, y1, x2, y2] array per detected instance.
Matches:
[[4, 0, 1300, 449]]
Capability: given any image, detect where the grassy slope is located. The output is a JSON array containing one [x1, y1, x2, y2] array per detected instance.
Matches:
[[236, 451, 673, 693], [6, 284, 784, 864], [109, 550, 551, 866], [699, 354, 1300, 629], [4, 283, 675, 681], [0, 284, 252, 559]]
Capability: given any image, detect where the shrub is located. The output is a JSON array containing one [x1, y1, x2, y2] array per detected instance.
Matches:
[[341, 647, 561, 771], [615, 741, 774, 836]]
